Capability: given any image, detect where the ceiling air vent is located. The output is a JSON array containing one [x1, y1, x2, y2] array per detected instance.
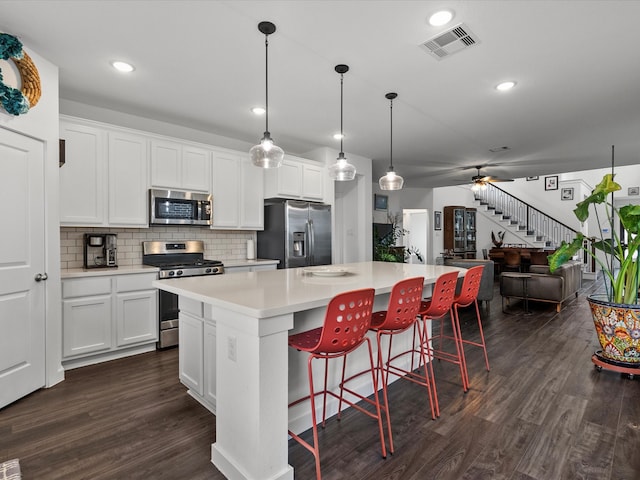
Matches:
[[419, 23, 480, 60]]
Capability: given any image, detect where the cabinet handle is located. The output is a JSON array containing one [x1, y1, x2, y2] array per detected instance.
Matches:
[[35, 273, 48, 282]]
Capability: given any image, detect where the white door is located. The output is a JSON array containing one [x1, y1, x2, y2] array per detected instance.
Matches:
[[0, 128, 46, 408]]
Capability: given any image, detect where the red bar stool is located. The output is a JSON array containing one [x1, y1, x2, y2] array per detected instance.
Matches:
[[451, 265, 490, 388], [287, 288, 386, 480], [367, 276, 428, 453], [418, 270, 467, 392]]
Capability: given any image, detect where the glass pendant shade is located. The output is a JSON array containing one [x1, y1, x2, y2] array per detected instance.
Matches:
[[252, 21, 283, 168], [329, 152, 356, 181], [378, 92, 403, 190], [250, 132, 284, 168], [379, 168, 404, 190], [329, 64, 356, 181]]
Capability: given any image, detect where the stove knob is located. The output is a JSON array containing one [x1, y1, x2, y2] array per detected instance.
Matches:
[[168, 271, 175, 277], [177, 270, 183, 276], [205, 268, 212, 274]]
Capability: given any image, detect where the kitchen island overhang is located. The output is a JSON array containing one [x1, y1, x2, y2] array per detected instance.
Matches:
[[153, 261, 466, 480]]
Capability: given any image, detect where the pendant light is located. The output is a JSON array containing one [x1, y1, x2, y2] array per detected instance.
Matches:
[[328, 64, 356, 181], [379, 92, 404, 190], [250, 21, 284, 168]]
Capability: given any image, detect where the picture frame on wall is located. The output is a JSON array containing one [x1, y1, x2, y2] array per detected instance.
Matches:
[[526, 176, 539, 181], [434, 211, 442, 231], [545, 175, 559, 191], [561, 187, 574, 201], [628, 186, 639, 196], [374, 194, 388, 211]]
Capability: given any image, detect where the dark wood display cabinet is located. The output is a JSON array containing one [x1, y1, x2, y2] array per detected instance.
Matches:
[[443, 206, 476, 259]]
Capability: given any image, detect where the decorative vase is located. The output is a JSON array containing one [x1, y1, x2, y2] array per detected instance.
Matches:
[[588, 295, 640, 365]]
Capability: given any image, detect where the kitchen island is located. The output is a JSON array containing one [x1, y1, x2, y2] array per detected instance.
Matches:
[[153, 261, 465, 480]]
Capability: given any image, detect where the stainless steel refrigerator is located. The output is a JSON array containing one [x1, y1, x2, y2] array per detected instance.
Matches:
[[257, 200, 332, 269]]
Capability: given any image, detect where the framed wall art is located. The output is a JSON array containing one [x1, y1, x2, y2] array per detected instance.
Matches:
[[434, 211, 442, 231], [628, 186, 639, 196], [545, 175, 558, 191], [374, 194, 388, 211], [561, 187, 574, 201]]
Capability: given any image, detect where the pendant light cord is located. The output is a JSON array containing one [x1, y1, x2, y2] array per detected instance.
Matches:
[[339, 72, 344, 154], [389, 97, 393, 169], [264, 35, 269, 134]]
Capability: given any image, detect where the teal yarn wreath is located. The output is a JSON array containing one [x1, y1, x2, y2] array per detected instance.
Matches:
[[0, 33, 40, 116]]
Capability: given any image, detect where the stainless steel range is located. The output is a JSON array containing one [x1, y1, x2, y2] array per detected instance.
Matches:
[[142, 240, 224, 349]]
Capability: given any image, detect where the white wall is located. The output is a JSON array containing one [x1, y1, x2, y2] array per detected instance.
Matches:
[[0, 48, 63, 387]]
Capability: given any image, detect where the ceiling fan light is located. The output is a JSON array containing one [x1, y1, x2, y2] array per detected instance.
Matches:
[[379, 168, 404, 190], [329, 152, 356, 181], [250, 131, 284, 168]]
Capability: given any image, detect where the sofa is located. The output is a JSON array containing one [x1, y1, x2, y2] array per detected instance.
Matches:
[[500, 260, 582, 312], [444, 259, 495, 310]]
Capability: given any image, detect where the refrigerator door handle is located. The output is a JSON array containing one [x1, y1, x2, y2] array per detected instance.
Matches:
[[307, 219, 315, 265]]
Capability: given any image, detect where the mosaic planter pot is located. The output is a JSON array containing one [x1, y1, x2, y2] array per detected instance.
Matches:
[[588, 295, 640, 364]]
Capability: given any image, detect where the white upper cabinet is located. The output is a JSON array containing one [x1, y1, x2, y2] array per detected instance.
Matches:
[[59, 120, 106, 225], [211, 149, 264, 230], [108, 132, 149, 227], [60, 117, 149, 227], [264, 156, 325, 201], [150, 139, 210, 192]]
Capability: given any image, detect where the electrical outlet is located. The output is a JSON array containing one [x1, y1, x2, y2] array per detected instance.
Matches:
[[227, 336, 237, 362]]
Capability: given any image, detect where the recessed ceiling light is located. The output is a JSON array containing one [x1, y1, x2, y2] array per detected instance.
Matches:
[[429, 10, 454, 26], [496, 81, 516, 91], [333, 133, 344, 140], [111, 61, 134, 73], [251, 106, 266, 115]]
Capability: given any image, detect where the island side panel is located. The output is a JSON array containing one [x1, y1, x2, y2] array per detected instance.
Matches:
[[211, 305, 294, 480]]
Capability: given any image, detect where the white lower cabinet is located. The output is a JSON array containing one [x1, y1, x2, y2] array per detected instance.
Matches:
[[179, 310, 204, 396], [62, 272, 158, 368], [178, 297, 217, 413], [63, 294, 112, 357]]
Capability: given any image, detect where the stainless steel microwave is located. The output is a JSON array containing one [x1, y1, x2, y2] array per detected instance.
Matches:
[[149, 189, 212, 226]]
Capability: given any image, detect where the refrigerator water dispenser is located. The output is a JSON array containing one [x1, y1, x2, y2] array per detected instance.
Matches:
[[292, 232, 305, 257]]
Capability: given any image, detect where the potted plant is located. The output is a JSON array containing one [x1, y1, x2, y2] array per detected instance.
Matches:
[[548, 173, 640, 367], [373, 213, 423, 263]]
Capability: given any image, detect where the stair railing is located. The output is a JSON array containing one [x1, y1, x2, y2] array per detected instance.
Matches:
[[474, 183, 596, 272]]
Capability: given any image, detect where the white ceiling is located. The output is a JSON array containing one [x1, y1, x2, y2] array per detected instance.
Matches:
[[2, 0, 640, 188]]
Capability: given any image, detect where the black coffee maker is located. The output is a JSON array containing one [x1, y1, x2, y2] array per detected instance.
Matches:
[[83, 233, 118, 269]]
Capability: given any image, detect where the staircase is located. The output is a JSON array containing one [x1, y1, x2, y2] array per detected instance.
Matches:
[[473, 183, 596, 275]]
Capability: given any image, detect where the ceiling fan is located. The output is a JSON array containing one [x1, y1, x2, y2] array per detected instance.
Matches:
[[471, 165, 514, 189]]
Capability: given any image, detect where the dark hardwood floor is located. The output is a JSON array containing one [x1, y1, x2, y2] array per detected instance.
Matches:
[[2, 278, 639, 479]]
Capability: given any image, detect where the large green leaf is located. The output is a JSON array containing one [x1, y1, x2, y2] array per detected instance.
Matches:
[[548, 235, 584, 272], [619, 204, 640, 235], [573, 173, 621, 222]]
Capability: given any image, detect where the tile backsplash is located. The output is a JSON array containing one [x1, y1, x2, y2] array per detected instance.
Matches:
[[60, 227, 256, 270]]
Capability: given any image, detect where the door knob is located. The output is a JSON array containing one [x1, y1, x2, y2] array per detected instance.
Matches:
[[35, 273, 48, 282]]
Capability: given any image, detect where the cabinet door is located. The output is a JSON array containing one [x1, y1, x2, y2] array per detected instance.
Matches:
[[115, 290, 158, 347], [212, 151, 240, 228], [302, 164, 323, 200], [59, 122, 106, 225], [179, 311, 204, 395], [62, 295, 112, 357], [182, 146, 211, 192], [239, 155, 264, 229], [150, 140, 181, 188], [276, 160, 302, 197], [108, 132, 149, 226], [203, 322, 217, 409]]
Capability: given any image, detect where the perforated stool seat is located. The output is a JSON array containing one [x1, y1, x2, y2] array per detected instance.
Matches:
[[287, 288, 387, 480]]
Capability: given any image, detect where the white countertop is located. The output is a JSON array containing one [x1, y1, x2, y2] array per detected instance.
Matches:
[[61, 265, 159, 279], [152, 261, 465, 318]]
